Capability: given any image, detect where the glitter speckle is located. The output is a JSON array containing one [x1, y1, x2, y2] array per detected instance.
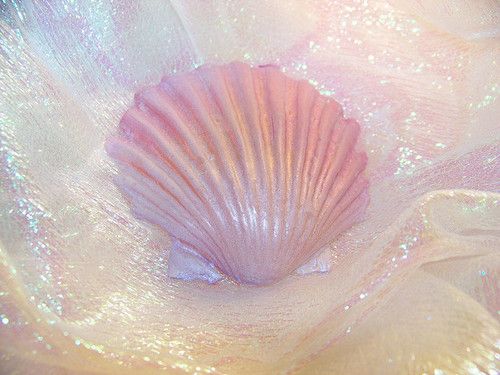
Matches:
[[0, 122, 63, 316], [476, 83, 498, 109], [0, 1, 497, 373]]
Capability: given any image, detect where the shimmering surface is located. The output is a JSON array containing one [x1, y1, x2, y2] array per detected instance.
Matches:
[[0, 0, 499, 374]]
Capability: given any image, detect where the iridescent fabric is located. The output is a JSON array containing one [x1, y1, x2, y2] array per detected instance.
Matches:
[[0, 1, 498, 374]]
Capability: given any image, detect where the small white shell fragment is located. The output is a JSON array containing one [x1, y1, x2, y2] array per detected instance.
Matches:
[[295, 248, 333, 275], [167, 241, 223, 284]]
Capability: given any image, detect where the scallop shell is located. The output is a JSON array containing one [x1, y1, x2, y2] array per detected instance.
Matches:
[[106, 62, 368, 285]]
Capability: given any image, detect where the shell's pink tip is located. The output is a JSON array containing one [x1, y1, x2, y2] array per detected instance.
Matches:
[[106, 62, 369, 285]]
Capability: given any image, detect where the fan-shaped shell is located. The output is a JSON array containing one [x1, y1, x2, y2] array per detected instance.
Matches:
[[106, 62, 368, 285]]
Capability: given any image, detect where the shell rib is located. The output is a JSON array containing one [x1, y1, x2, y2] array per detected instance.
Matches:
[[106, 62, 369, 285]]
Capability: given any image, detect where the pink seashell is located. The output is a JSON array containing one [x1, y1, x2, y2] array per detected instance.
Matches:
[[106, 62, 369, 285]]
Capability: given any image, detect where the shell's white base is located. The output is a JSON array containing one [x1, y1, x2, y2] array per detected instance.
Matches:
[[168, 241, 334, 284], [295, 249, 333, 275], [167, 241, 223, 284]]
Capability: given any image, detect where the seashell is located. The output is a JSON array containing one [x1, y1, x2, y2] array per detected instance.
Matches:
[[106, 62, 369, 285]]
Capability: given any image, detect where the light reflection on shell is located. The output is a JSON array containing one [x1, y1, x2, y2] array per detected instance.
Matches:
[[106, 62, 369, 285]]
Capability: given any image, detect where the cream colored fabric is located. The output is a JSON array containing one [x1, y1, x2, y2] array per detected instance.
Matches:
[[0, 1, 498, 374]]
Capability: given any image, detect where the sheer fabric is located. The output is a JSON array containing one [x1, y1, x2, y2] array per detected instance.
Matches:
[[0, 1, 498, 374]]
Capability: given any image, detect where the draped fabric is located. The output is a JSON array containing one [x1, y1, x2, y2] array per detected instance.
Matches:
[[0, 1, 498, 374]]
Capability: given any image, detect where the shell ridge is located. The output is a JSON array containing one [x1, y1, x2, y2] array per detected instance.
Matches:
[[302, 124, 357, 255], [108, 139, 197, 222], [209, 65, 257, 273], [142, 88, 220, 178], [285, 77, 303, 266], [253, 69, 271, 244], [115, 171, 218, 257], [287, 81, 316, 269], [187, 70, 251, 233], [117, 174, 183, 229], [322, 154, 359, 220], [226, 64, 271, 268], [275, 75, 292, 267], [267, 73, 283, 245], [211, 66, 253, 228], [118, 113, 235, 272], [229, 64, 265, 262], [319, 158, 368, 232], [112, 145, 225, 260], [125, 188, 214, 257], [253, 68, 278, 253], [172, 74, 247, 242], [318, 192, 365, 248], [331, 153, 367, 203], [290, 91, 326, 270], [314, 186, 369, 252], [288, 101, 335, 274], [262, 68, 287, 262], [315, 122, 357, 214], [115, 158, 194, 228], [250, 67, 276, 259], [283, 77, 299, 259], [121, 108, 227, 238], [286, 82, 316, 262], [296, 82, 316, 201], [269, 68, 293, 260], [313, 121, 346, 203], [327, 175, 368, 232], [296, 86, 325, 253], [308, 104, 342, 202], [139, 89, 195, 152], [121, 107, 212, 212], [255, 68, 276, 254], [295, 83, 314, 197], [317, 125, 363, 220], [185, 72, 258, 276], [214, 67, 255, 208], [308, 188, 367, 253], [301, 97, 326, 205], [203, 66, 251, 274], [314, 161, 367, 244], [274, 73, 290, 262], [133, 94, 234, 229]]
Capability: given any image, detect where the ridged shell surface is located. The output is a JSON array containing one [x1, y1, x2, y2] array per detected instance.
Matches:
[[106, 62, 368, 285]]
